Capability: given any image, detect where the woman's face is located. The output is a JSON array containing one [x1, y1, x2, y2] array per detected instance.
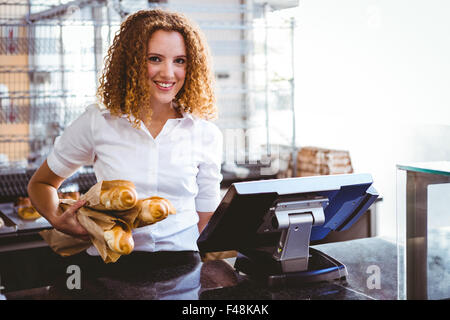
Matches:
[[146, 30, 187, 108]]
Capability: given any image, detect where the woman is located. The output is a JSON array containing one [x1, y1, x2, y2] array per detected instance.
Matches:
[[27, 9, 223, 255]]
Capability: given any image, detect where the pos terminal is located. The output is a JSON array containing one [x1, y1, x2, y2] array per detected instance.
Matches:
[[197, 173, 379, 286]]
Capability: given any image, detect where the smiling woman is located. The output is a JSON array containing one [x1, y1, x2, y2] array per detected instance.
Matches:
[[27, 9, 223, 260], [97, 9, 217, 127]]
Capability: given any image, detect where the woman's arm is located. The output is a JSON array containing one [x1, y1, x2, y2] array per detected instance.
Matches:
[[27, 160, 89, 240], [197, 211, 214, 233]]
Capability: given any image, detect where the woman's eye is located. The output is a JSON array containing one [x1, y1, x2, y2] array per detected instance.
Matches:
[[147, 56, 160, 62], [175, 58, 186, 64]]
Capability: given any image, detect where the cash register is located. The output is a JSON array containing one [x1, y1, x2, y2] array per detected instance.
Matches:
[[198, 173, 378, 286]]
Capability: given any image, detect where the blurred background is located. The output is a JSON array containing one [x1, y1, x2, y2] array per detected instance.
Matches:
[[1, 0, 449, 242]]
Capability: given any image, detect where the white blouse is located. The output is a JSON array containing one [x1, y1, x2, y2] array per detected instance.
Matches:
[[47, 103, 223, 253]]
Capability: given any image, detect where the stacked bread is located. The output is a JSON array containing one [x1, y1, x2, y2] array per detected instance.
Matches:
[[296, 146, 353, 177]]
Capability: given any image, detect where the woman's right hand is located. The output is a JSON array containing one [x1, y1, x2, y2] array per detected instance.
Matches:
[[52, 200, 90, 241]]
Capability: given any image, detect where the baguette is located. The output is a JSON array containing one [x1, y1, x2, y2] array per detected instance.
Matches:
[[134, 196, 176, 227], [84, 180, 138, 211], [103, 222, 134, 255], [16, 197, 41, 220]]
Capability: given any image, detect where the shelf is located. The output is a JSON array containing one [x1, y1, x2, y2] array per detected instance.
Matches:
[[0, 0, 295, 175]]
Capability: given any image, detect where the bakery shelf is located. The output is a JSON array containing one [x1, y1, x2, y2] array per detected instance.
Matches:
[[0, 0, 297, 183]]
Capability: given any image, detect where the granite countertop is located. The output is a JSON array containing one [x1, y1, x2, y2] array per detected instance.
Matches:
[[200, 237, 399, 300], [2, 237, 402, 300]]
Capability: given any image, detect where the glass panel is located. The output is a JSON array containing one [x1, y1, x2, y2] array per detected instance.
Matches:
[[396, 168, 406, 300], [397, 162, 450, 300], [427, 183, 450, 300]]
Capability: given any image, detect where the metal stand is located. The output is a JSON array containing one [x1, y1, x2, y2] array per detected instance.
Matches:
[[235, 197, 348, 286]]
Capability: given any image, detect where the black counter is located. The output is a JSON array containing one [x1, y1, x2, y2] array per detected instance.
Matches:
[[1, 237, 400, 300]]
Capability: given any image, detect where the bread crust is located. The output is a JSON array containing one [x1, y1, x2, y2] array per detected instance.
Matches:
[[99, 180, 138, 211], [134, 196, 176, 227], [103, 222, 134, 255]]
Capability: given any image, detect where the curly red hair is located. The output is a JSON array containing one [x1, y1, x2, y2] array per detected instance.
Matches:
[[97, 9, 217, 127]]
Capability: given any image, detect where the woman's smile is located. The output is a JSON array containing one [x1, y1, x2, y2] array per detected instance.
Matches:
[[153, 80, 176, 90]]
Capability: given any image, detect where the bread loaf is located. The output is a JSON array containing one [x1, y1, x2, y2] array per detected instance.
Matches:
[[103, 223, 134, 255], [16, 197, 41, 220], [98, 180, 138, 211], [135, 196, 176, 227]]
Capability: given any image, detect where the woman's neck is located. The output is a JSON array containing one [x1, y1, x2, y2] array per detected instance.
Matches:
[[141, 101, 181, 124]]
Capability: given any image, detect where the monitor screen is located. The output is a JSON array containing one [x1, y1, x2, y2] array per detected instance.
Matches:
[[198, 173, 379, 254]]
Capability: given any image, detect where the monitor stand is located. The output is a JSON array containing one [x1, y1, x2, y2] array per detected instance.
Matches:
[[235, 196, 347, 287], [234, 247, 348, 287]]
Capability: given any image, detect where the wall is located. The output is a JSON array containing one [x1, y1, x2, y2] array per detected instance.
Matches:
[[282, 0, 450, 239]]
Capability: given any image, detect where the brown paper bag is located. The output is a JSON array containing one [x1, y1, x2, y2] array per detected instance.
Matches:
[[40, 199, 133, 263], [39, 228, 91, 257], [39, 180, 176, 263]]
